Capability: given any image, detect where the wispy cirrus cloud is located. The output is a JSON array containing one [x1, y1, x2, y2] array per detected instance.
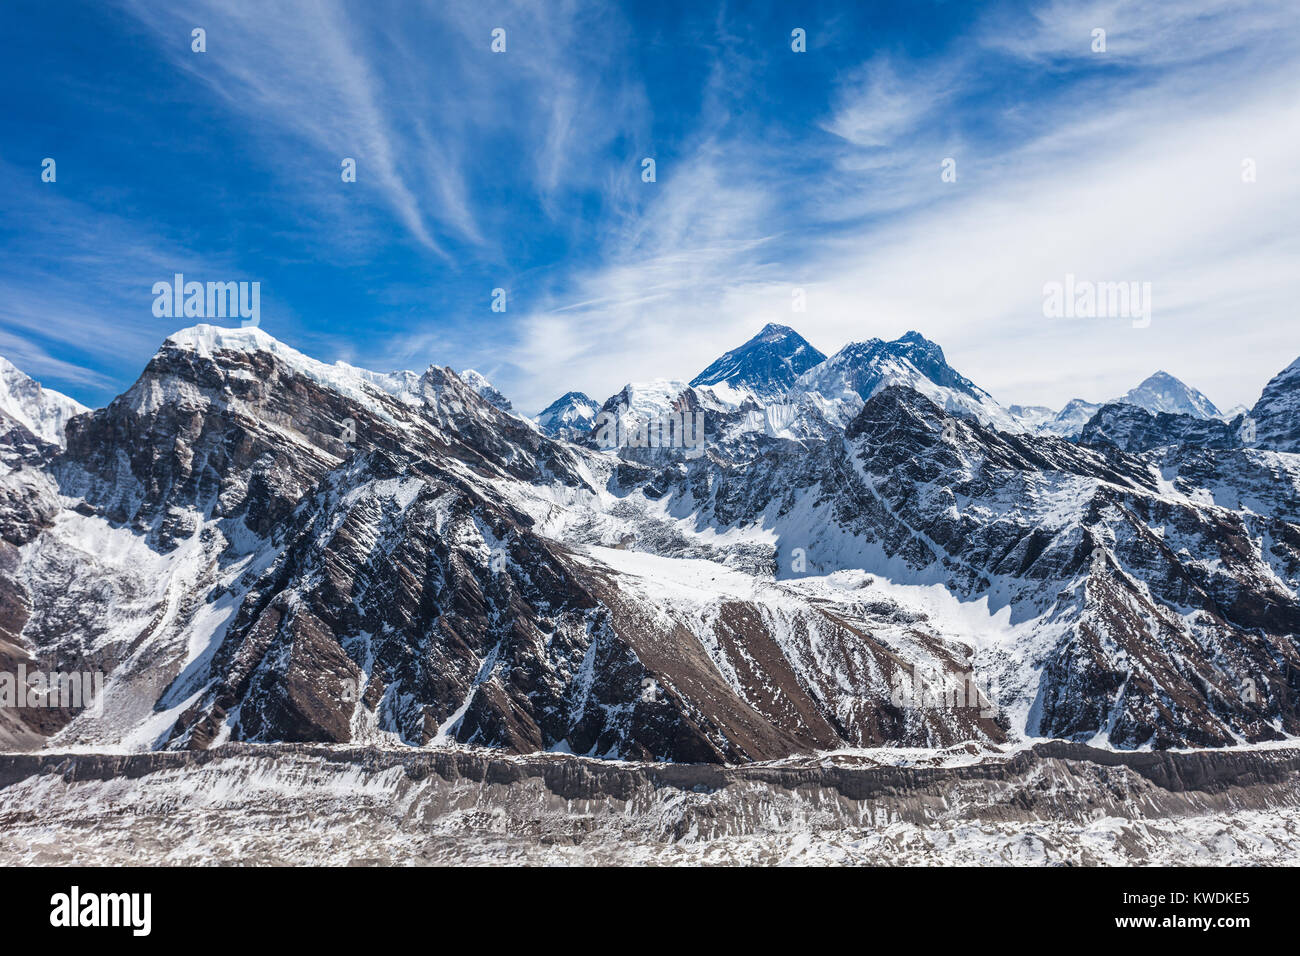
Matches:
[[119, 0, 449, 254], [499, 0, 1300, 413], [117, 0, 653, 262], [979, 0, 1298, 65], [2, 0, 1297, 417]]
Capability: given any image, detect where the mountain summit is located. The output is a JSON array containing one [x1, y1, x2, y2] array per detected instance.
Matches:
[[1014, 371, 1219, 438], [458, 369, 512, 412], [790, 330, 1021, 431], [535, 390, 601, 440], [1113, 371, 1220, 419], [689, 323, 825, 403]]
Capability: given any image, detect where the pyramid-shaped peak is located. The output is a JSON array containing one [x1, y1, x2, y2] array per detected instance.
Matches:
[[689, 324, 826, 401]]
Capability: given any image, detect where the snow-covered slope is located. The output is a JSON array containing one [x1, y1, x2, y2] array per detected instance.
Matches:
[[1007, 404, 1056, 430], [0, 355, 89, 447], [595, 378, 703, 431]]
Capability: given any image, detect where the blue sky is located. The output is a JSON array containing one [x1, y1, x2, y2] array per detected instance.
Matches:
[[2, 0, 1298, 414]]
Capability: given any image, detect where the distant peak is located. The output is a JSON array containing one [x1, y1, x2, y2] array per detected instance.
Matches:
[[458, 368, 512, 411], [689, 324, 826, 398], [1117, 369, 1219, 419], [538, 390, 598, 415], [535, 390, 600, 433]]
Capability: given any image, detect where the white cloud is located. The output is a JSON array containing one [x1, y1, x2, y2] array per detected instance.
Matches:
[[498, 0, 1300, 414], [981, 0, 1297, 65], [823, 58, 961, 149]]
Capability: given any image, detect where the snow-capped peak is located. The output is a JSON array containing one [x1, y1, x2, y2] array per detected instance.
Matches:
[[689, 323, 826, 403], [1113, 370, 1220, 419], [790, 331, 1022, 432], [0, 354, 89, 447], [1011, 371, 1219, 438], [457, 368, 512, 411], [166, 323, 279, 355], [165, 323, 423, 407], [535, 391, 600, 439]]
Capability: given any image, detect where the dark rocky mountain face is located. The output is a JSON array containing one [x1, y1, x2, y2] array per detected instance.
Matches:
[[161, 447, 742, 759], [1251, 357, 1300, 453], [689, 323, 826, 401], [611, 386, 1300, 748], [34, 339, 803, 761], [1078, 403, 1244, 453], [54, 340, 589, 548], [0, 332, 1003, 760], [2, 329, 1300, 761]]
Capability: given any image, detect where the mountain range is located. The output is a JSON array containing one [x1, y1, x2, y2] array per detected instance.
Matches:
[[2, 323, 1299, 759], [538, 324, 1265, 445]]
